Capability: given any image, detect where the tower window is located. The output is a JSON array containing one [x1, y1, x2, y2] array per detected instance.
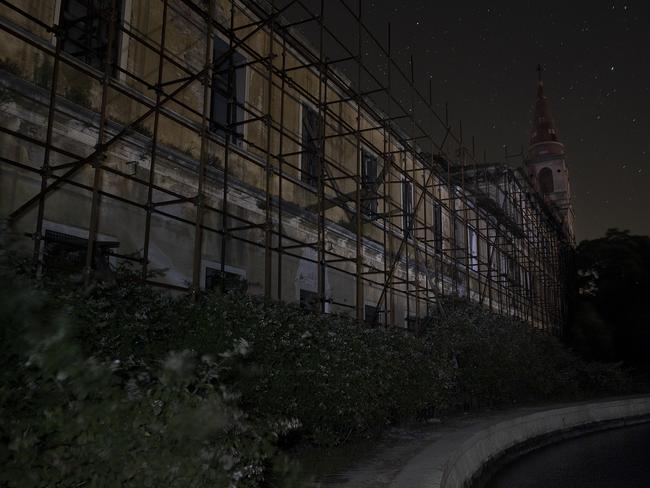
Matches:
[[538, 167, 554, 194]]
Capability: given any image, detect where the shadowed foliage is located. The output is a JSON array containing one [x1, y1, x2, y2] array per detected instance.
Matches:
[[1, 232, 644, 487], [570, 229, 650, 366]]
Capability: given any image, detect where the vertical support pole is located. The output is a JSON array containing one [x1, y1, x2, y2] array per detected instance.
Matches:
[[32, 14, 64, 273], [424, 78, 436, 314], [355, 0, 363, 322], [485, 201, 493, 311], [84, 0, 118, 287], [444, 104, 454, 297], [422, 153, 430, 317], [471, 135, 482, 307], [264, 0, 275, 299], [380, 121, 388, 326], [191, 0, 215, 297], [276, 36, 287, 301], [402, 149, 408, 325], [142, 0, 168, 280], [381, 21, 393, 326], [460, 121, 470, 301], [407, 55, 415, 326], [316, 0, 326, 314], [219, 0, 236, 290]]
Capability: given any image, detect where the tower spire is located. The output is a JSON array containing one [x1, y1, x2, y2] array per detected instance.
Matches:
[[530, 64, 558, 145], [525, 68, 574, 242]]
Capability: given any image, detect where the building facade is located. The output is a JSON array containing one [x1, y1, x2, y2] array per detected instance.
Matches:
[[0, 0, 573, 332]]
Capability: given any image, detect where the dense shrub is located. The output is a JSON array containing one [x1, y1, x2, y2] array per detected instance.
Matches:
[[52, 274, 633, 447], [425, 298, 632, 410], [0, 262, 301, 487], [58, 278, 455, 446], [2, 250, 640, 486]]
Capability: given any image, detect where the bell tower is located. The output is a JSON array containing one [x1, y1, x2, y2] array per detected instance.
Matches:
[[525, 66, 575, 241]]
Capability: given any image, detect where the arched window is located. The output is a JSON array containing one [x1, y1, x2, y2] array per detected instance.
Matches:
[[538, 167, 554, 194]]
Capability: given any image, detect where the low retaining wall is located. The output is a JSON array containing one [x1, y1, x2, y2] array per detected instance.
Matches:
[[440, 396, 650, 488]]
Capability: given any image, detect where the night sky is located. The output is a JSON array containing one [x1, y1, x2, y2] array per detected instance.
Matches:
[[292, 0, 650, 241]]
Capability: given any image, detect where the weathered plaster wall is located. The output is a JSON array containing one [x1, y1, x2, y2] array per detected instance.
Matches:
[[0, 0, 560, 327]]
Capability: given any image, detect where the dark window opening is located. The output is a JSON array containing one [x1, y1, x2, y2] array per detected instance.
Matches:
[[301, 104, 322, 187], [538, 167, 554, 194], [468, 227, 479, 271], [210, 36, 246, 145], [300, 289, 319, 312], [498, 251, 507, 278], [507, 257, 519, 285], [402, 179, 413, 235], [453, 216, 466, 260], [361, 149, 378, 216], [42, 229, 117, 273], [405, 315, 419, 332], [364, 304, 383, 325], [432, 201, 443, 254], [205, 266, 246, 292], [487, 244, 497, 273], [60, 0, 122, 72]]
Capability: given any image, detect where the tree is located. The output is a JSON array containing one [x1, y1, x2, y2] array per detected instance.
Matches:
[[570, 229, 650, 365]]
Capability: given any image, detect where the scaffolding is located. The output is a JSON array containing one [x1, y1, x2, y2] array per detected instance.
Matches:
[[0, 0, 573, 333]]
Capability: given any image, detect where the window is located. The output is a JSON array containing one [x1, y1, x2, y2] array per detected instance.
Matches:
[[300, 289, 319, 312], [59, 0, 122, 72], [361, 149, 378, 215], [211, 36, 246, 145], [205, 266, 246, 292], [364, 304, 382, 325], [538, 167, 554, 194], [453, 216, 466, 259], [301, 104, 322, 187], [519, 267, 530, 290], [487, 243, 496, 274], [405, 315, 418, 332], [402, 179, 414, 235], [42, 229, 116, 273], [499, 251, 508, 278], [507, 257, 519, 285], [432, 201, 443, 254], [467, 227, 478, 271]]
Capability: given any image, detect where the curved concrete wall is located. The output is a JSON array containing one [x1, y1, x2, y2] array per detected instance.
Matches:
[[440, 396, 650, 488]]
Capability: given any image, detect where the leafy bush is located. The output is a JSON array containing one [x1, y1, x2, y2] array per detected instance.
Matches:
[[2, 245, 640, 486], [424, 297, 633, 410], [0, 259, 301, 487], [55, 278, 454, 446], [47, 274, 635, 448]]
